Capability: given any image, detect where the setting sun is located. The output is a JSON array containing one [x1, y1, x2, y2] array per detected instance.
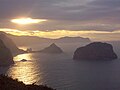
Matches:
[[11, 18, 47, 25]]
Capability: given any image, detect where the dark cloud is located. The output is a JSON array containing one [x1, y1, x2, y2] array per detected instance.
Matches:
[[0, 0, 120, 31], [91, 0, 120, 7]]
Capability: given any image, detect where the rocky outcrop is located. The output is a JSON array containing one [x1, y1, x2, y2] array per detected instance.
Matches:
[[0, 39, 14, 66], [73, 42, 118, 60], [40, 43, 63, 53], [0, 32, 25, 56], [0, 75, 55, 90]]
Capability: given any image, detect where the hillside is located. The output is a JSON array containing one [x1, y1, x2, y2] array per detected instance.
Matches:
[[0, 32, 25, 55], [2, 32, 91, 46]]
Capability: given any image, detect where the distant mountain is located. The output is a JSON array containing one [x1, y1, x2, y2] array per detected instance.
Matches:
[[0, 32, 25, 56], [3, 32, 91, 46], [54, 36, 90, 43], [39, 43, 63, 53], [0, 39, 14, 66], [7, 34, 52, 46]]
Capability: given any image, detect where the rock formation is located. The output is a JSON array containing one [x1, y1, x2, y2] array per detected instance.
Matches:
[[40, 43, 63, 53], [0, 32, 25, 56], [73, 42, 118, 60], [26, 48, 32, 53], [0, 39, 14, 66]]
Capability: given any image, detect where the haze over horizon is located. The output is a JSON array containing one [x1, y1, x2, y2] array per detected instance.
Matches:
[[0, 0, 120, 41]]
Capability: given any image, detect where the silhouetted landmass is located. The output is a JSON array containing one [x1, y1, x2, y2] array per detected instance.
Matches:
[[26, 48, 32, 53], [9, 35, 51, 46], [0, 75, 55, 90], [40, 43, 63, 54], [0, 39, 14, 66], [21, 59, 27, 62], [73, 42, 118, 60], [0, 32, 26, 56], [3, 32, 91, 46], [54, 36, 91, 43]]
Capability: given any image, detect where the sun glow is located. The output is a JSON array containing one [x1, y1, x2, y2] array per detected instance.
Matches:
[[11, 18, 47, 25]]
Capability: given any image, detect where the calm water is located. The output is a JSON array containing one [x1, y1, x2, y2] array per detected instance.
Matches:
[[0, 42, 120, 90]]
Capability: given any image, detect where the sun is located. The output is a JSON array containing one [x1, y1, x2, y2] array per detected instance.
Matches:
[[11, 18, 47, 25]]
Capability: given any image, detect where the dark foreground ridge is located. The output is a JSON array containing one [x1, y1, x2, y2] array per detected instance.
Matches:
[[73, 42, 118, 60], [0, 75, 55, 90]]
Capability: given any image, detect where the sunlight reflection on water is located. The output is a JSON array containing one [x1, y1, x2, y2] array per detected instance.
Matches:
[[3, 42, 120, 90], [7, 53, 43, 85], [13, 53, 33, 61]]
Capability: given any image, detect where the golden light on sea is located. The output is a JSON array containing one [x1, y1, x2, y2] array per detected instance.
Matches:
[[13, 53, 32, 61], [7, 53, 43, 84], [11, 18, 47, 25]]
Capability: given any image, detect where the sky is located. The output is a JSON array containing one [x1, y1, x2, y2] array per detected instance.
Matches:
[[0, 0, 120, 41]]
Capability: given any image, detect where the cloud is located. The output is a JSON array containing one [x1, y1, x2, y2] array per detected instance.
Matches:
[[0, 28, 120, 41], [0, 0, 120, 32]]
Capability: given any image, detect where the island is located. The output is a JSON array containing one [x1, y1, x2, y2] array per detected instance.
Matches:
[[73, 42, 118, 60], [0, 39, 14, 66], [39, 43, 63, 54]]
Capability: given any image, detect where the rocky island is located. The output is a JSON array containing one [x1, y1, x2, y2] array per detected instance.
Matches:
[[73, 42, 118, 60], [0, 39, 14, 66], [40, 43, 63, 54]]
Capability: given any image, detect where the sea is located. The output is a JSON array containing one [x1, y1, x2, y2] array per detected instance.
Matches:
[[0, 42, 120, 90]]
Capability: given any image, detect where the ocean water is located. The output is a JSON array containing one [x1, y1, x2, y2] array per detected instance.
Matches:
[[0, 42, 120, 90]]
